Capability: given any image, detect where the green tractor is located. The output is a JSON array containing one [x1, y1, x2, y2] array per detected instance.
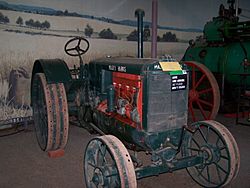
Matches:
[[30, 9, 240, 188], [182, 0, 250, 120]]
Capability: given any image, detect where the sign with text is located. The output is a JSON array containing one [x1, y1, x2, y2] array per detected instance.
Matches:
[[171, 74, 187, 91]]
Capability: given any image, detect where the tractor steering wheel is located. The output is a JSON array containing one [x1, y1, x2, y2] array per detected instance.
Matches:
[[64, 37, 90, 57]]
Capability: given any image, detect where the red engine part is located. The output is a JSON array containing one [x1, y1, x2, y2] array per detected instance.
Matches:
[[96, 72, 143, 129], [113, 72, 143, 128]]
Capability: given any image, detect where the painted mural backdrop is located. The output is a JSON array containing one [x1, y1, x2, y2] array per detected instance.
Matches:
[[0, 0, 249, 119]]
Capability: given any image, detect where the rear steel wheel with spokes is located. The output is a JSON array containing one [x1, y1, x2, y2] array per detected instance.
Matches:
[[32, 73, 69, 151], [182, 61, 220, 122], [84, 135, 137, 188], [182, 120, 240, 187]]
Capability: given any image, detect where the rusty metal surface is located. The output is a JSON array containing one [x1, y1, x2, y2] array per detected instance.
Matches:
[[183, 120, 240, 187], [84, 135, 137, 188], [58, 83, 69, 149], [32, 73, 69, 152], [105, 135, 137, 188], [208, 120, 240, 185]]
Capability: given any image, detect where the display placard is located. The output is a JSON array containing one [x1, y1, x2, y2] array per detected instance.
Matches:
[[171, 74, 187, 91]]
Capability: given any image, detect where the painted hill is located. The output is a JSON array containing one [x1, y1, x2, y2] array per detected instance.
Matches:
[[0, 1, 202, 33]]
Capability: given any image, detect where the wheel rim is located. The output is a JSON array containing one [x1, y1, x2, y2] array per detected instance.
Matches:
[[32, 73, 69, 151], [84, 135, 137, 188], [182, 61, 220, 122], [182, 120, 240, 187]]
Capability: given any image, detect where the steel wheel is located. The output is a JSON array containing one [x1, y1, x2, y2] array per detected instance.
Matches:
[[182, 120, 240, 187], [183, 61, 220, 122], [84, 135, 137, 188], [32, 73, 69, 151]]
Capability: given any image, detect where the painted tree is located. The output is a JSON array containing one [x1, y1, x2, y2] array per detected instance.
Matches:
[[127, 26, 151, 41], [41, 20, 50, 29], [16, 16, 23, 26], [127, 30, 138, 41], [143, 25, 151, 41], [99, 28, 117, 39], [84, 24, 93, 37], [0, 12, 9, 24]]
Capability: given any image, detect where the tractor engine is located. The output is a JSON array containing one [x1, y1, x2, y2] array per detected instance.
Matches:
[[86, 57, 188, 150]]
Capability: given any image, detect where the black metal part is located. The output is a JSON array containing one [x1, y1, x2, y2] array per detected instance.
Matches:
[[135, 9, 145, 58], [135, 155, 203, 179], [107, 85, 115, 112]]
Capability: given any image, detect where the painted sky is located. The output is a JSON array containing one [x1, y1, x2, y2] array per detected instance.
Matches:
[[5, 0, 250, 28]]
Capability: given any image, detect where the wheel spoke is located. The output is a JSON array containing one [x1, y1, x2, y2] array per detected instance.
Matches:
[[198, 99, 213, 107], [192, 67, 196, 88], [188, 147, 200, 152], [106, 170, 119, 177], [206, 126, 210, 143], [88, 161, 97, 168], [77, 39, 81, 46], [198, 88, 213, 95], [189, 102, 196, 122], [206, 166, 211, 183], [198, 126, 208, 143], [216, 136, 221, 146], [196, 165, 206, 177], [197, 100, 209, 119], [79, 48, 87, 54], [66, 47, 76, 52], [220, 155, 229, 160], [192, 137, 201, 149], [219, 146, 226, 151], [98, 144, 107, 165], [195, 74, 206, 89], [215, 163, 223, 183], [215, 162, 228, 174]]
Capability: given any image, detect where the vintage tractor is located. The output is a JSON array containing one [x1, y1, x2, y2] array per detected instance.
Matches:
[[182, 0, 250, 119], [30, 8, 240, 188], [30, 34, 240, 187]]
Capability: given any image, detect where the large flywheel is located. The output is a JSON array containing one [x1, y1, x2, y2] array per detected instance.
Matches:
[[32, 73, 69, 151], [182, 61, 220, 122], [84, 135, 137, 188], [182, 120, 240, 187]]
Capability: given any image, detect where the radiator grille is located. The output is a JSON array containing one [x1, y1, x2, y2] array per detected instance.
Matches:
[[147, 73, 188, 132]]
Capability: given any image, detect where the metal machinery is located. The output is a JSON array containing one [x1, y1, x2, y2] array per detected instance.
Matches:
[[30, 9, 240, 188], [182, 0, 250, 120]]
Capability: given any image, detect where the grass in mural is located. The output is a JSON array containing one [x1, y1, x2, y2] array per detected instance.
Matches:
[[0, 80, 32, 121]]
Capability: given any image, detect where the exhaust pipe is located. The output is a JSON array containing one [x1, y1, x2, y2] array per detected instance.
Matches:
[[135, 9, 145, 58]]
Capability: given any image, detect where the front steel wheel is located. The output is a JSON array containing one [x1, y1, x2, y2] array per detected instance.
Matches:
[[182, 120, 240, 187], [84, 135, 137, 188], [32, 73, 69, 151]]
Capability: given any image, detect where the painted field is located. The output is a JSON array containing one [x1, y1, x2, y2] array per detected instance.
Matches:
[[0, 9, 201, 40], [0, 29, 188, 79]]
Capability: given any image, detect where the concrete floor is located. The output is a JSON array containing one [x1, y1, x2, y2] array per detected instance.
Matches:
[[0, 114, 250, 188]]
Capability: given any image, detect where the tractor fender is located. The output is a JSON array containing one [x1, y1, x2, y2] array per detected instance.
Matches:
[[31, 59, 72, 84], [31, 59, 72, 105]]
